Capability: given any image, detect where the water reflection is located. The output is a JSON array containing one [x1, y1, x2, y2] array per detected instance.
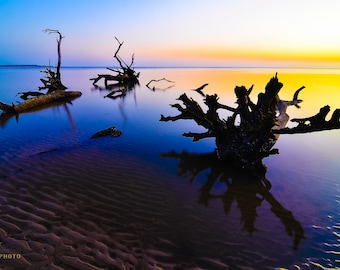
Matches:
[[92, 83, 133, 99], [0, 98, 78, 129], [162, 150, 306, 250]]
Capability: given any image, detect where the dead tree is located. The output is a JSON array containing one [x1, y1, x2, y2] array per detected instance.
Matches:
[[160, 74, 340, 171], [0, 30, 83, 118], [40, 29, 67, 92], [90, 37, 139, 92]]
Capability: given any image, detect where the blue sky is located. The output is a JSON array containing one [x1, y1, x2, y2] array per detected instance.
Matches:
[[1, 0, 340, 67]]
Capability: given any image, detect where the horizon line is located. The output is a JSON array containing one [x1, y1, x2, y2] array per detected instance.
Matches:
[[1, 64, 340, 70]]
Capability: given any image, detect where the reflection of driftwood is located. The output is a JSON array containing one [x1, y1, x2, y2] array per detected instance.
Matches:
[[90, 126, 122, 139], [90, 37, 139, 89], [91, 81, 137, 101], [90, 74, 128, 87], [0, 90, 82, 114], [0, 97, 80, 128], [161, 74, 339, 171], [162, 150, 306, 250], [103, 84, 132, 99], [16, 91, 45, 100]]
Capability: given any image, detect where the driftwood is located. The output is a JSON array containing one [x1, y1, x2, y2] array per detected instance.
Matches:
[[275, 105, 340, 134], [0, 29, 83, 121], [0, 90, 82, 114], [90, 126, 122, 139], [161, 74, 340, 171], [90, 37, 139, 91], [146, 78, 175, 91], [40, 29, 67, 91]]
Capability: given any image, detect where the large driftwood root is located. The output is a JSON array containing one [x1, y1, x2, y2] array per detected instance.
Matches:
[[161, 74, 340, 171]]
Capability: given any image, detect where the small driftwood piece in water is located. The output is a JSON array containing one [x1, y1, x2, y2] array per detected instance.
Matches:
[[146, 78, 175, 91], [192, 83, 209, 97], [90, 126, 122, 139], [161, 74, 340, 171], [0, 90, 82, 114], [90, 37, 139, 89]]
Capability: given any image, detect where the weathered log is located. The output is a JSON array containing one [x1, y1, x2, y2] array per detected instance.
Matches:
[[90, 126, 122, 139], [0, 90, 82, 114]]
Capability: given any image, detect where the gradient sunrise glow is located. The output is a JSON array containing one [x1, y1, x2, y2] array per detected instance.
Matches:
[[1, 0, 340, 68]]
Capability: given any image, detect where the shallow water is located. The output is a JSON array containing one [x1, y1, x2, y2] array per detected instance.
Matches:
[[0, 66, 340, 269]]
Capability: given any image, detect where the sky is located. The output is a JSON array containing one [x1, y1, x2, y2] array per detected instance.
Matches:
[[1, 0, 340, 68]]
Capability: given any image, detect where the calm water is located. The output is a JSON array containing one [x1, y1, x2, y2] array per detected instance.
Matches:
[[0, 66, 340, 269]]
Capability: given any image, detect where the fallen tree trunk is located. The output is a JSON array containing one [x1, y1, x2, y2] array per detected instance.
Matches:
[[0, 90, 82, 114]]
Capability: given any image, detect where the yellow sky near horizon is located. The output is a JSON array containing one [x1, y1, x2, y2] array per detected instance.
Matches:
[[160, 46, 340, 67], [1, 0, 340, 67]]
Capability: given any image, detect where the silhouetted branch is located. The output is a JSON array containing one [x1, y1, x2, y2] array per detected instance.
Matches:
[[161, 74, 340, 171], [192, 83, 209, 97], [90, 37, 139, 92], [146, 78, 175, 87], [40, 29, 67, 91]]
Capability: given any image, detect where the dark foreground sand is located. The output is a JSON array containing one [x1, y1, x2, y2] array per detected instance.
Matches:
[[0, 146, 172, 269], [0, 139, 238, 270]]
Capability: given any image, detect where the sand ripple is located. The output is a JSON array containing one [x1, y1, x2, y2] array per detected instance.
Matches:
[[0, 142, 230, 269]]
